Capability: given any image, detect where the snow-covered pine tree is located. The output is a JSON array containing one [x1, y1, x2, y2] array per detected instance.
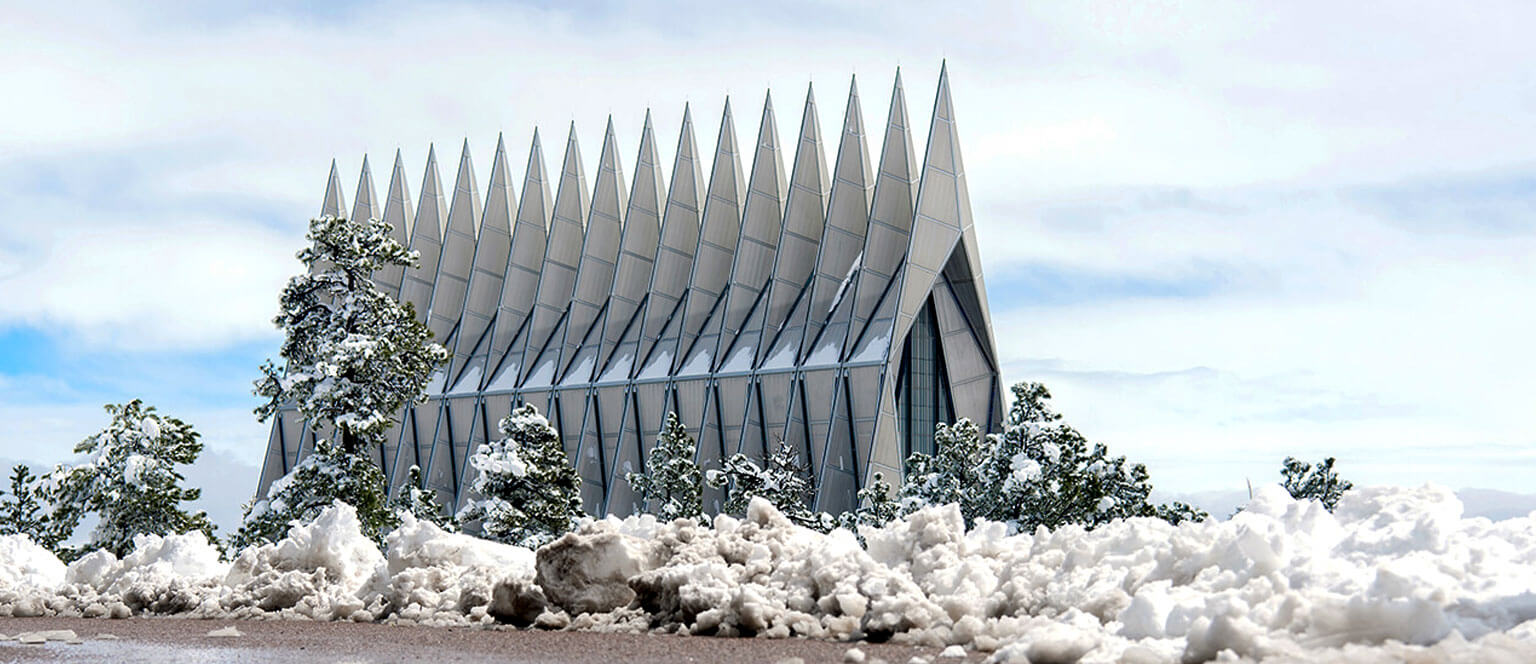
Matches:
[[899, 418, 991, 523], [882, 382, 1205, 532], [976, 382, 1205, 531], [253, 214, 448, 456], [44, 400, 215, 558], [229, 439, 393, 551], [392, 465, 456, 530], [240, 214, 447, 548], [1280, 456, 1353, 512], [0, 464, 72, 551], [707, 442, 834, 532], [455, 404, 583, 548], [838, 472, 900, 532], [626, 412, 704, 521]]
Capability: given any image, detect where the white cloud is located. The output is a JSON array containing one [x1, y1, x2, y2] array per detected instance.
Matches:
[[2, 1, 1535, 495]]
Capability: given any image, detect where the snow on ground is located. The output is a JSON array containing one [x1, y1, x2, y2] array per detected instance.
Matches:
[[4, 486, 1536, 663]]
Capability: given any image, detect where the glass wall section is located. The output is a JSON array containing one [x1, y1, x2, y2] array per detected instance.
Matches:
[[896, 298, 954, 460]]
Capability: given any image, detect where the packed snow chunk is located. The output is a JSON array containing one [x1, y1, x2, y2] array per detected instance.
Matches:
[[384, 513, 535, 624], [15, 630, 77, 644], [0, 534, 66, 617], [844, 646, 867, 662], [938, 644, 965, 658], [65, 531, 229, 614], [224, 501, 386, 621], [206, 626, 243, 637], [537, 523, 660, 615], [0, 534, 67, 591]]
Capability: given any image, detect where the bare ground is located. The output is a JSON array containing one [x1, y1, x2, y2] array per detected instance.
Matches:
[[0, 617, 983, 663]]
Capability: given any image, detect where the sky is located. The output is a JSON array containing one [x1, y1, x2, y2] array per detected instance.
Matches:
[[2, 1, 1534, 532]]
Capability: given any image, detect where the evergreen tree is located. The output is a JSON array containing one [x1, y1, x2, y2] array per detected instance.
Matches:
[[707, 442, 834, 532], [392, 465, 456, 531], [253, 214, 447, 456], [229, 439, 394, 551], [883, 382, 1206, 532], [243, 213, 446, 545], [838, 472, 900, 533], [1281, 456, 1353, 512], [45, 400, 216, 558], [626, 412, 704, 521], [0, 464, 72, 551], [455, 405, 583, 548], [899, 419, 992, 523]]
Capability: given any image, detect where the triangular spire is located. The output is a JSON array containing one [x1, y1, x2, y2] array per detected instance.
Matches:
[[672, 99, 744, 373], [424, 140, 482, 343], [597, 109, 665, 373], [800, 75, 874, 359], [399, 145, 446, 324], [371, 150, 414, 300], [321, 159, 346, 218], [482, 130, 552, 389], [715, 90, 787, 368], [447, 133, 516, 387], [630, 105, 704, 378], [558, 118, 627, 382], [519, 123, 590, 384], [842, 69, 918, 361], [759, 82, 830, 365], [351, 156, 379, 224], [891, 62, 994, 358]]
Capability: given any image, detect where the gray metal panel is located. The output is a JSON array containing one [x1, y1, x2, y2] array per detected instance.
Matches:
[[890, 65, 995, 370], [373, 150, 414, 301], [801, 77, 873, 360], [670, 379, 723, 512], [714, 93, 784, 367], [847, 364, 893, 485], [321, 159, 346, 218], [756, 372, 793, 461], [758, 85, 829, 366], [715, 373, 750, 464], [676, 289, 725, 377], [813, 372, 857, 512], [519, 125, 589, 384], [554, 389, 588, 466], [798, 368, 837, 488], [425, 141, 482, 344], [597, 112, 664, 373], [425, 396, 475, 499], [568, 391, 605, 513], [257, 413, 291, 495], [593, 383, 628, 508], [846, 72, 918, 362], [351, 156, 379, 224], [483, 132, 551, 388], [558, 120, 626, 382], [388, 405, 429, 492], [935, 271, 1000, 430], [759, 276, 812, 371], [634, 108, 702, 375], [447, 135, 515, 386], [717, 285, 767, 374], [673, 101, 743, 374], [400, 146, 446, 326]]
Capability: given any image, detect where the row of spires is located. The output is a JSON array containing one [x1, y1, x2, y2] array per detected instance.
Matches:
[[310, 64, 974, 397]]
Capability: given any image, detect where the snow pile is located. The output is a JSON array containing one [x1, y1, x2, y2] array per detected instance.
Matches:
[[64, 531, 227, 616], [0, 534, 67, 617], [383, 513, 535, 625], [4, 485, 1536, 662], [223, 501, 387, 621]]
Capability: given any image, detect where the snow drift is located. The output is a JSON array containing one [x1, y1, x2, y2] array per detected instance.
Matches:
[[3, 487, 1536, 662]]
